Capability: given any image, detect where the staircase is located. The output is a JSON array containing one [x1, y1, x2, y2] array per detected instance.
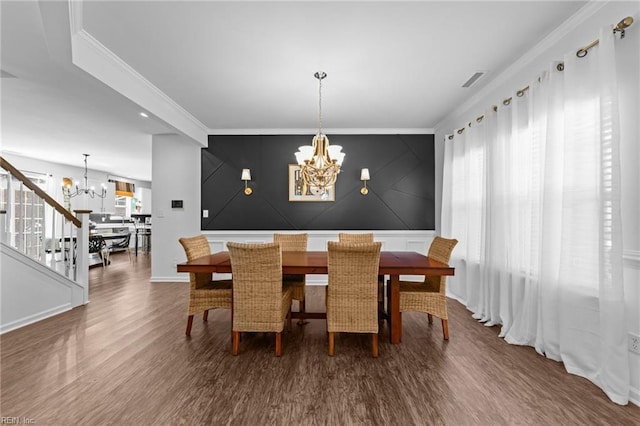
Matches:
[[1, 156, 90, 333]]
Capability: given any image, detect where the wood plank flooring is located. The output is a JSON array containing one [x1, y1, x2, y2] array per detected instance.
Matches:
[[2, 253, 639, 425]]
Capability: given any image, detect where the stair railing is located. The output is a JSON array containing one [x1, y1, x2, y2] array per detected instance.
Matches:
[[0, 156, 90, 302]]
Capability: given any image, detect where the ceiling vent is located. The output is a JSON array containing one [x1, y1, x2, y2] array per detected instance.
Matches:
[[461, 71, 485, 88]]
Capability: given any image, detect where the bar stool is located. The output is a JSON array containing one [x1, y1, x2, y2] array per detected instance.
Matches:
[[135, 225, 151, 256]]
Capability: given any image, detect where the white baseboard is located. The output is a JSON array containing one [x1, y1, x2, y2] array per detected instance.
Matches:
[[1, 304, 72, 334]]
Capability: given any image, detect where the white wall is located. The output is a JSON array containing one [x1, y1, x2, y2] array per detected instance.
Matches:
[[150, 134, 202, 281], [1, 243, 84, 333], [434, 1, 640, 405]]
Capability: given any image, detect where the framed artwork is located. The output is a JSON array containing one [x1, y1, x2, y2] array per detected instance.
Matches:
[[288, 164, 335, 202]]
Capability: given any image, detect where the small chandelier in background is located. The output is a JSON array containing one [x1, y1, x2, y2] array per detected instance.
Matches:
[[62, 154, 107, 201], [294, 72, 345, 199]]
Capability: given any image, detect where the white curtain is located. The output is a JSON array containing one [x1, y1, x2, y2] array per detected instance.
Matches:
[[441, 26, 629, 404]]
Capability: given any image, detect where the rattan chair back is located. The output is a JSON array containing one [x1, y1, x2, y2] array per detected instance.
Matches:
[[273, 233, 308, 305], [273, 233, 308, 251], [178, 235, 212, 290], [338, 233, 374, 243], [227, 242, 290, 333], [425, 236, 458, 294], [326, 241, 382, 334]]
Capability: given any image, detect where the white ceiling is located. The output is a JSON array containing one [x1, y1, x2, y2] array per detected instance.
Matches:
[[1, 0, 587, 181]]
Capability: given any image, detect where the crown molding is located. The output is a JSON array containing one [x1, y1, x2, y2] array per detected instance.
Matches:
[[68, 0, 208, 147], [67, 0, 83, 35], [208, 128, 434, 135], [434, 0, 608, 133]]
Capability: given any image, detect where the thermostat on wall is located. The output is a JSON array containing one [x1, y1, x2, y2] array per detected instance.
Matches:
[[171, 200, 183, 208]]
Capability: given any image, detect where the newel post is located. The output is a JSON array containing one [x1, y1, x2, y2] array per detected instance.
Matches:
[[74, 210, 91, 304]]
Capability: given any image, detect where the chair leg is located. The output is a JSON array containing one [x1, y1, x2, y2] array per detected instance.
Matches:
[[203, 310, 209, 321], [232, 331, 240, 355], [428, 313, 433, 324], [103, 247, 111, 267], [287, 307, 292, 331], [378, 275, 385, 315], [275, 332, 282, 357], [328, 332, 335, 356], [297, 299, 307, 326], [186, 315, 194, 336], [442, 319, 449, 340], [372, 333, 379, 358], [386, 280, 391, 322]]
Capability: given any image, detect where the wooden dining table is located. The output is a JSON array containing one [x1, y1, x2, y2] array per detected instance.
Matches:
[[177, 250, 455, 344]]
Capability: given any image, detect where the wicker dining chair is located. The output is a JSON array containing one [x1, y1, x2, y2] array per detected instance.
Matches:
[[178, 235, 232, 336], [338, 233, 385, 318], [326, 241, 382, 357], [227, 242, 293, 357], [338, 232, 374, 243], [273, 233, 308, 325], [398, 236, 458, 340]]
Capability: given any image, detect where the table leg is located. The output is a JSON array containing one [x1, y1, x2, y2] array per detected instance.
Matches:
[[135, 230, 139, 257], [389, 274, 401, 344]]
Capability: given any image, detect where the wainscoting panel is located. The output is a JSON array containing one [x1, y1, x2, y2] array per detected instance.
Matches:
[[201, 134, 435, 230]]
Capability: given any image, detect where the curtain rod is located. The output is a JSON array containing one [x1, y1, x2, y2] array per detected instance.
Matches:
[[577, 16, 633, 57], [446, 16, 634, 141]]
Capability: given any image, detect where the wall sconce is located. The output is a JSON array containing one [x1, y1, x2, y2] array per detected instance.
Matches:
[[360, 168, 370, 195], [241, 168, 253, 195]]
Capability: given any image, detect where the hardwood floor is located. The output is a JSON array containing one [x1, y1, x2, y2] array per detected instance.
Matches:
[[1, 253, 639, 425]]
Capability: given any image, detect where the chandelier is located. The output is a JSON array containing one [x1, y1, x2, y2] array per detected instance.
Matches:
[[62, 154, 106, 199], [294, 72, 345, 198]]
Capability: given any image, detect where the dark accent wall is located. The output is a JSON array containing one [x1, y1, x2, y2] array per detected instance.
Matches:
[[201, 134, 435, 230]]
